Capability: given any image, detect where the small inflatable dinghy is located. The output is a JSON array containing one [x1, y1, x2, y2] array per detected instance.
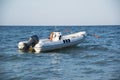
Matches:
[[18, 31, 86, 53]]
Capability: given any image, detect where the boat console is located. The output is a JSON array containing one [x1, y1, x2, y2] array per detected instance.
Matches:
[[50, 32, 62, 41]]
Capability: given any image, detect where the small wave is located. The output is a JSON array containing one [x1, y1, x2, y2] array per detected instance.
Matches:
[[91, 58, 112, 67], [81, 67, 104, 74], [80, 54, 98, 59], [78, 44, 109, 51], [0, 53, 36, 62]]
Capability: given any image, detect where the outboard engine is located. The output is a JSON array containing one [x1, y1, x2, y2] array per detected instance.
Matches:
[[20, 35, 39, 51], [27, 35, 39, 47]]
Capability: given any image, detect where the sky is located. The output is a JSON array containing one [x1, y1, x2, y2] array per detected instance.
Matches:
[[0, 0, 120, 25]]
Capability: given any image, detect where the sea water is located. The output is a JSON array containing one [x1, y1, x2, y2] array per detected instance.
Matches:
[[0, 26, 120, 80]]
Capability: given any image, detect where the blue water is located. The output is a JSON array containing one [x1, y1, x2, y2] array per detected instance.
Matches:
[[0, 26, 120, 80]]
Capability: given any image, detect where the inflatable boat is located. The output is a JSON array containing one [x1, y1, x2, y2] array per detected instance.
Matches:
[[18, 31, 86, 53]]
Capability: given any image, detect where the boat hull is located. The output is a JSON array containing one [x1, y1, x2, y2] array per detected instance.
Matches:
[[34, 32, 86, 53], [18, 31, 86, 53]]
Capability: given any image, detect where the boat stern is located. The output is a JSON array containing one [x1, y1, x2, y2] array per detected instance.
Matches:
[[34, 40, 43, 53], [18, 41, 26, 50]]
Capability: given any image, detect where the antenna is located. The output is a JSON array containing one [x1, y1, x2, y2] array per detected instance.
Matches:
[[65, 27, 72, 34], [54, 26, 57, 31]]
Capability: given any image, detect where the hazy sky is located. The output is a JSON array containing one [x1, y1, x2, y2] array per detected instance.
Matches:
[[0, 0, 120, 25]]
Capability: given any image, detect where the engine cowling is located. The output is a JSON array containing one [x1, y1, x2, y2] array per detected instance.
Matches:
[[18, 35, 39, 51]]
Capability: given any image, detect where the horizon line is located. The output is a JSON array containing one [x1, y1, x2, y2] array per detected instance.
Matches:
[[0, 24, 120, 26]]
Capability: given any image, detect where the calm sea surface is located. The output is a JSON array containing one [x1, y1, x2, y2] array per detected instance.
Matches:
[[0, 26, 120, 80]]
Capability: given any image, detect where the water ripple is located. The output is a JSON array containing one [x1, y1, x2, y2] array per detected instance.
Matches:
[[0, 26, 120, 80]]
